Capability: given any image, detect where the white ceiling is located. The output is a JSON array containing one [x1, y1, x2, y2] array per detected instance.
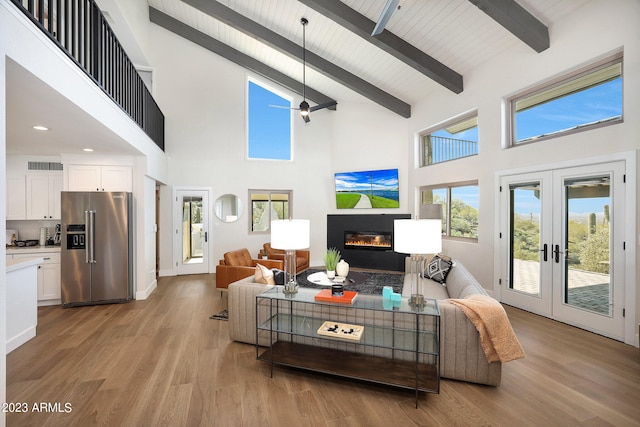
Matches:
[[5, 0, 587, 157]]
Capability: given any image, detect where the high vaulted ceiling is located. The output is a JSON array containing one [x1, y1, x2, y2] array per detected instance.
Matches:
[[147, 0, 586, 118]]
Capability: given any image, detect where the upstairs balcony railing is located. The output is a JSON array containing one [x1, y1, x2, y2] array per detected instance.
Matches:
[[10, 0, 165, 151], [423, 135, 478, 166]]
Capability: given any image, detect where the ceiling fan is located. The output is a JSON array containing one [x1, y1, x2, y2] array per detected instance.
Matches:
[[271, 17, 337, 123], [371, 0, 400, 36]]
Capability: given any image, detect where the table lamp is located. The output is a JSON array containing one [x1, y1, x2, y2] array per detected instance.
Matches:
[[394, 218, 442, 306], [271, 219, 310, 294]]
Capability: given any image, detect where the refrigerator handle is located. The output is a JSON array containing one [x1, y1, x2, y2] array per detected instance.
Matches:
[[85, 210, 90, 264], [89, 210, 96, 264]]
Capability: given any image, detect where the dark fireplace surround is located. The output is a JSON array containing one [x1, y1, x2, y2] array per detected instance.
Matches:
[[327, 214, 410, 272]]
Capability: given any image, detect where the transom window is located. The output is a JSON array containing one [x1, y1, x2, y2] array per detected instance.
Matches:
[[420, 113, 478, 166], [249, 190, 292, 233], [421, 182, 479, 240], [509, 54, 623, 145], [247, 78, 293, 161]]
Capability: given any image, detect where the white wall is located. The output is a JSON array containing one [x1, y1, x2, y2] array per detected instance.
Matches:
[[145, 20, 410, 271], [408, 0, 639, 345]]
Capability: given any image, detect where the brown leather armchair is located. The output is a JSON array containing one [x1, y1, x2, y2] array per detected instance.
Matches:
[[261, 243, 309, 273], [216, 248, 283, 290]]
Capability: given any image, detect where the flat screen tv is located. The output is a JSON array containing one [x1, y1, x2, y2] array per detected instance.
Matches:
[[334, 168, 399, 209]]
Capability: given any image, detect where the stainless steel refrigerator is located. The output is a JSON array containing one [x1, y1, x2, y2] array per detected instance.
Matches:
[[61, 191, 133, 307]]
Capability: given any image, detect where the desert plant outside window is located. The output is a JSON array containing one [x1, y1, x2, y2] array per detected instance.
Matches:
[[421, 181, 479, 240]]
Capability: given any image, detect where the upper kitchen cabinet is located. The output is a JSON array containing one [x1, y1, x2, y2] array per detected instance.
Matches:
[[26, 172, 63, 220], [67, 165, 132, 192], [6, 176, 26, 220]]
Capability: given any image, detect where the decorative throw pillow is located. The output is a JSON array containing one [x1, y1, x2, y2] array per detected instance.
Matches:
[[424, 255, 453, 285], [271, 268, 285, 285], [255, 264, 275, 285]]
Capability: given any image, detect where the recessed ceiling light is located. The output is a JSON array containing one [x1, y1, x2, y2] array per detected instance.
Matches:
[[83, 148, 94, 152], [33, 125, 48, 131]]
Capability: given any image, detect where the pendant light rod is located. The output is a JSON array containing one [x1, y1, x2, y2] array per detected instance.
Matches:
[[301, 17, 308, 101]]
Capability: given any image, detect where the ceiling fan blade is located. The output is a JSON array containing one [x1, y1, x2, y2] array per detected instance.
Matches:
[[301, 114, 310, 123], [310, 100, 338, 112], [269, 104, 299, 110], [371, 0, 400, 36]]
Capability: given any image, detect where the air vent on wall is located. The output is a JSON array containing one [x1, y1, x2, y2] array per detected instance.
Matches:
[[28, 161, 63, 171]]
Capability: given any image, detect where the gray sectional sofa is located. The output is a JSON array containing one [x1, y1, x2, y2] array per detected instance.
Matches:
[[227, 259, 502, 386]]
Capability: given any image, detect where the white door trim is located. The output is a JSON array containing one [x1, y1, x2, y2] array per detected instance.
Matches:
[[494, 151, 636, 346], [172, 186, 213, 275]]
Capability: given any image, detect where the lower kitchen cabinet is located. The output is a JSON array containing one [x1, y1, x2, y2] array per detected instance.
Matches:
[[12, 252, 61, 305]]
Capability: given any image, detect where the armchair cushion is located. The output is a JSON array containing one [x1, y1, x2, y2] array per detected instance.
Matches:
[[262, 243, 310, 273], [216, 248, 283, 290]]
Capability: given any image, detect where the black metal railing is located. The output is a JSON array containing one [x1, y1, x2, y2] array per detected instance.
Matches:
[[10, 0, 164, 151], [423, 135, 478, 165]]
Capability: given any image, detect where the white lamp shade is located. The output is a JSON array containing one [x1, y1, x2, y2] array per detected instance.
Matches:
[[394, 219, 442, 254], [271, 219, 310, 250]]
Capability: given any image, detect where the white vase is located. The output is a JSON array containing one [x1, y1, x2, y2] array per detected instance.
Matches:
[[336, 259, 349, 277], [326, 270, 336, 279]]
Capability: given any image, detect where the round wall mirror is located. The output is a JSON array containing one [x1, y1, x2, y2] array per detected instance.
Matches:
[[214, 194, 243, 223]]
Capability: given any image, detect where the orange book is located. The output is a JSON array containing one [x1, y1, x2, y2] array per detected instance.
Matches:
[[314, 289, 358, 304]]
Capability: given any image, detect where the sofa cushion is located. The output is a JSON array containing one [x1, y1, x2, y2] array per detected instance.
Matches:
[[424, 255, 453, 284], [402, 274, 450, 300], [255, 264, 275, 285]]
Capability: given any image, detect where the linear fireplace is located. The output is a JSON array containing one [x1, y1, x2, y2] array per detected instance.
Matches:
[[344, 231, 392, 250], [328, 214, 410, 271]]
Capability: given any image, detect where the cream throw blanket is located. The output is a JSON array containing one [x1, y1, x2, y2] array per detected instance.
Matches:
[[449, 295, 526, 363]]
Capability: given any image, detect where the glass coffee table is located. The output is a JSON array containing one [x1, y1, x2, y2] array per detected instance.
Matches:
[[255, 286, 440, 408]]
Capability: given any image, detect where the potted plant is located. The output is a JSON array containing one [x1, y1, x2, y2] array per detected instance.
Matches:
[[323, 247, 341, 279]]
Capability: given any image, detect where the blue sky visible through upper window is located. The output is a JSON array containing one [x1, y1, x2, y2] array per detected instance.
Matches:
[[516, 78, 622, 142], [248, 80, 292, 160]]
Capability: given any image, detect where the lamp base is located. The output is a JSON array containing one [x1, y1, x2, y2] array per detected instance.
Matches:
[[409, 293, 425, 306], [283, 281, 298, 295]]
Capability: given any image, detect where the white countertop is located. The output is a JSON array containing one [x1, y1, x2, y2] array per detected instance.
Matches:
[[6, 245, 61, 254], [6, 256, 44, 273]]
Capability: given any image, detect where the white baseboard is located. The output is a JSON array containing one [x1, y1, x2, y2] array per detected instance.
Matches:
[[7, 326, 36, 354], [135, 279, 157, 300], [158, 269, 175, 277]]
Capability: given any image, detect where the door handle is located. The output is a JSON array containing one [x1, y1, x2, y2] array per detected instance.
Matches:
[[204, 232, 208, 242], [554, 244, 563, 263], [540, 243, 548, 262]]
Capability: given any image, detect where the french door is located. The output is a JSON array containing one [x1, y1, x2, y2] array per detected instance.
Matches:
[[174, 188, 210, 275], [499, 161, 626, 340]]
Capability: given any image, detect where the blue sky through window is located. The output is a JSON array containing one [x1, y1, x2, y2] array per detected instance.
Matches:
[[248, 80, 292, 160], [516, 78, 622, 142]]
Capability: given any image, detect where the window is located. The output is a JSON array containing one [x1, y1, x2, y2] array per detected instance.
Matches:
[[247, 78, 293, 160], [420, 114, 478, 166], [421, 182, 479, 240], [509, 54, 622, 145], [249, 190, 292, 233]]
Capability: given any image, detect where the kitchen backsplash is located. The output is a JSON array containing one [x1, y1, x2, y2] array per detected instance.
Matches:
[[6, 220, 59, 242]]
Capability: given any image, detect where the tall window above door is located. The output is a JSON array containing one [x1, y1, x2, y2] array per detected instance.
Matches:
[[420, 113, 478, 167], [249, 190, 292, 233], [247, 78, 293, 161], [508, 53, 623, 146]]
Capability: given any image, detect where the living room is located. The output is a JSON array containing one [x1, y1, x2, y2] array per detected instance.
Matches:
[[1, 0, 639, 424]]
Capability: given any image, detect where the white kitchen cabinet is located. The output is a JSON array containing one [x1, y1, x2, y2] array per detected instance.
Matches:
[[6, 176, 26, 220], [26, 172, 62, 219], [67, 165, 132, 192], [12, 252, 61, 304]]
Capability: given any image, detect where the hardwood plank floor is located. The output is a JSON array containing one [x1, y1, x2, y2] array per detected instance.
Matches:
[[6, 274, 640, 426]]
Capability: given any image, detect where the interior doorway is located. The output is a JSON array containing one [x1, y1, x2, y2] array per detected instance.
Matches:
[[497, 160, 628, 341], [174, 188, 210, 275]]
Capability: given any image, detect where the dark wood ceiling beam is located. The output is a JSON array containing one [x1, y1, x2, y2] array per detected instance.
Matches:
[[181, 0, 410, 118], [468, 0, 549, 52], [299, 0, 463, 94], [149, 7, 335, 107]]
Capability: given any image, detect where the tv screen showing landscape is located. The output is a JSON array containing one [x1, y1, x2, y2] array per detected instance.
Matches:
[[334, 168, 399, 209]]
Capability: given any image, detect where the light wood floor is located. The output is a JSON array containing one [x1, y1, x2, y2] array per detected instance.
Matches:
[[6, 274, 640, 426]]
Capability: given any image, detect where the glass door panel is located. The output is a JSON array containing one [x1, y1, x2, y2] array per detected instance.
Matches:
[[564, 176, 611, 316], [175, 189, 209, 276], [509, 182, 542, 297]]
